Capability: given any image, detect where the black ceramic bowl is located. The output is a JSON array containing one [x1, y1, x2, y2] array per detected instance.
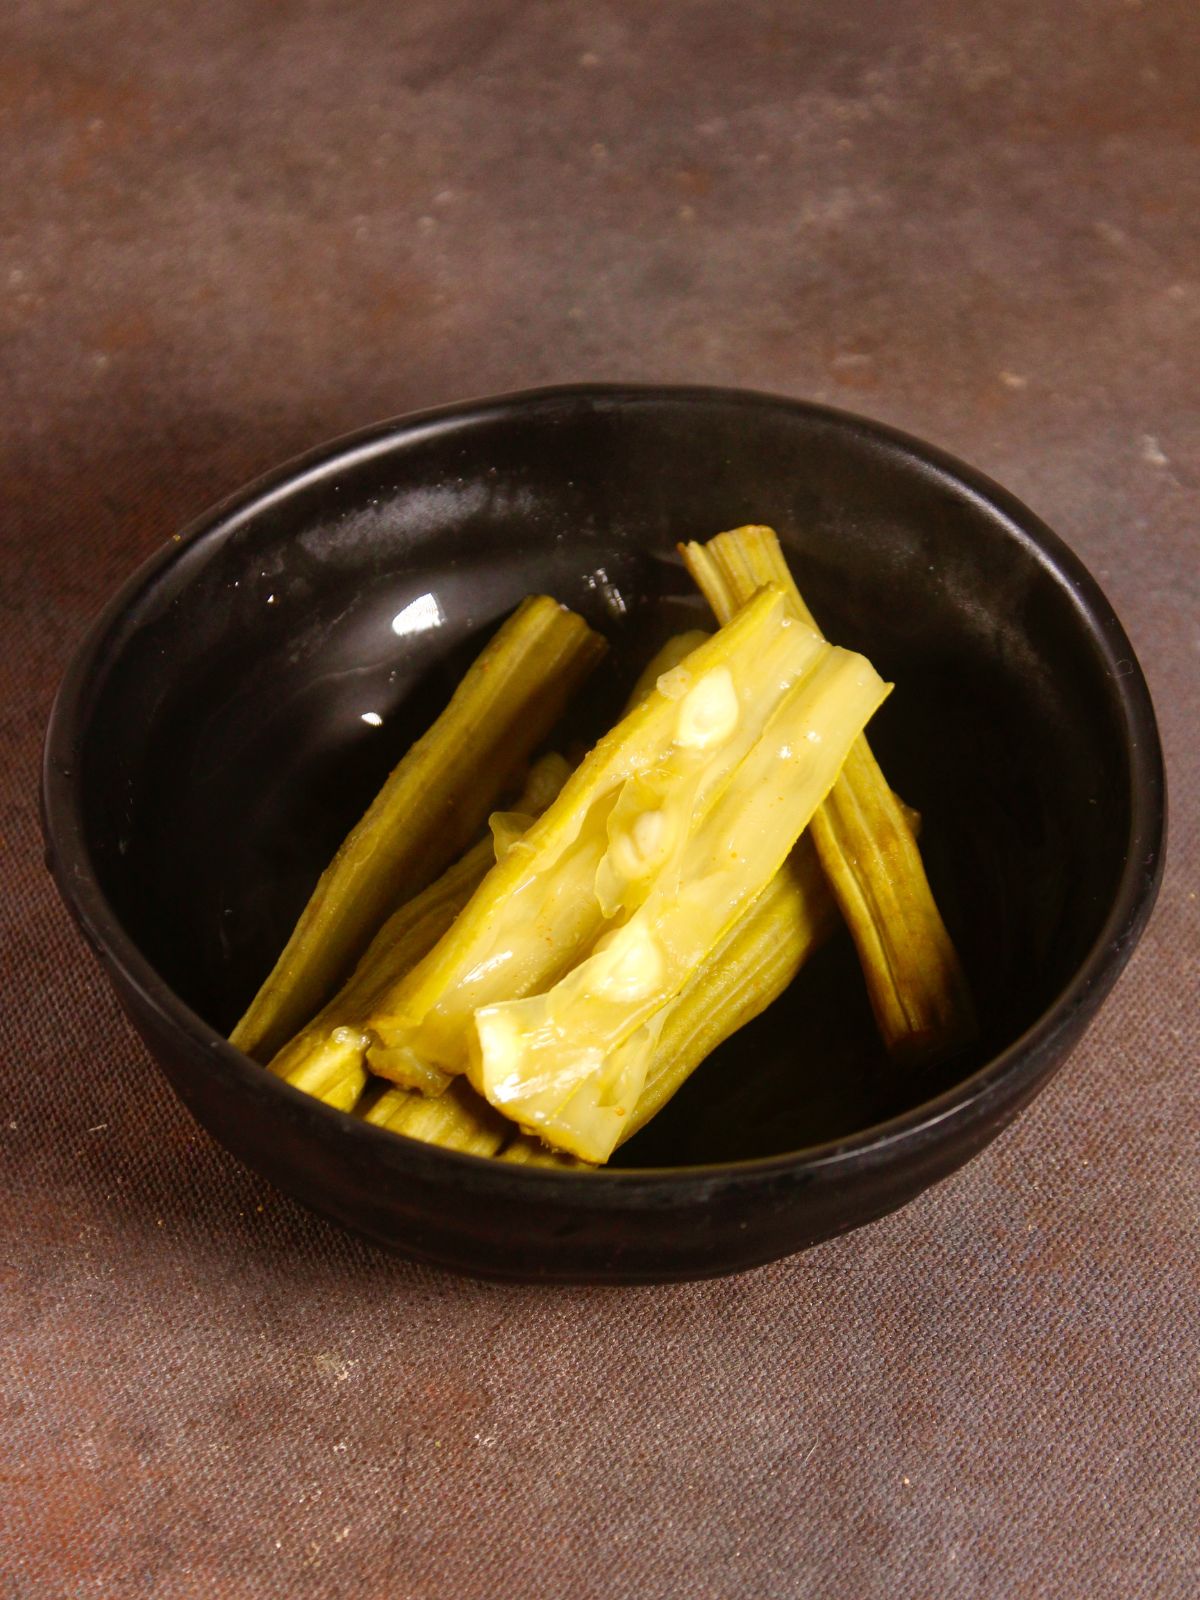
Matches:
[[43, 385, 1164, 1283]]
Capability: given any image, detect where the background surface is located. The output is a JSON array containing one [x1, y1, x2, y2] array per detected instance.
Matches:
[[2, 2, 1197, 1595]]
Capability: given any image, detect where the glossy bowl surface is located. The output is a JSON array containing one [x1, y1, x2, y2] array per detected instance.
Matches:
[[42, 385, 1165, 1282]]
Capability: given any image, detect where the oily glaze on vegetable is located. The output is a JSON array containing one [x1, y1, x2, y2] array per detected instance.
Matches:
[[234, 529, 974, 1166]]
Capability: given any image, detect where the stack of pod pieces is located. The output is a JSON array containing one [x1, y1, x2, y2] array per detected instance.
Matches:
[[231, 527, 975, 1167]]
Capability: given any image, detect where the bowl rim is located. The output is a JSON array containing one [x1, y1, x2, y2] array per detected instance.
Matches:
[[41, 382, 1168, 1191]]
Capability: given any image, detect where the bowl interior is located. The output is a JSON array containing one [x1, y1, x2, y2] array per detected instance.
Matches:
[[74, 392, 1132, 1166]]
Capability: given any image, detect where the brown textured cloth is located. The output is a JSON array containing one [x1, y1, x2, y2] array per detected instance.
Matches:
[[2, 1, 1197, 1595]]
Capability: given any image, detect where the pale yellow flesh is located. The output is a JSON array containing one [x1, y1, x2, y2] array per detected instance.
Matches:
[[268, 755, 572, 1108], [681, 527, 975, 1064], [230, 596, 604, 1064], [353, 634, 742, 1164], [471, 642, 890, 1161], [616, 835, 838, 1143], [268, 637, 730, 1159], [496, 837, 840, 1167], [364, 588, 826, 1083], [623, 629, 710, 708]]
